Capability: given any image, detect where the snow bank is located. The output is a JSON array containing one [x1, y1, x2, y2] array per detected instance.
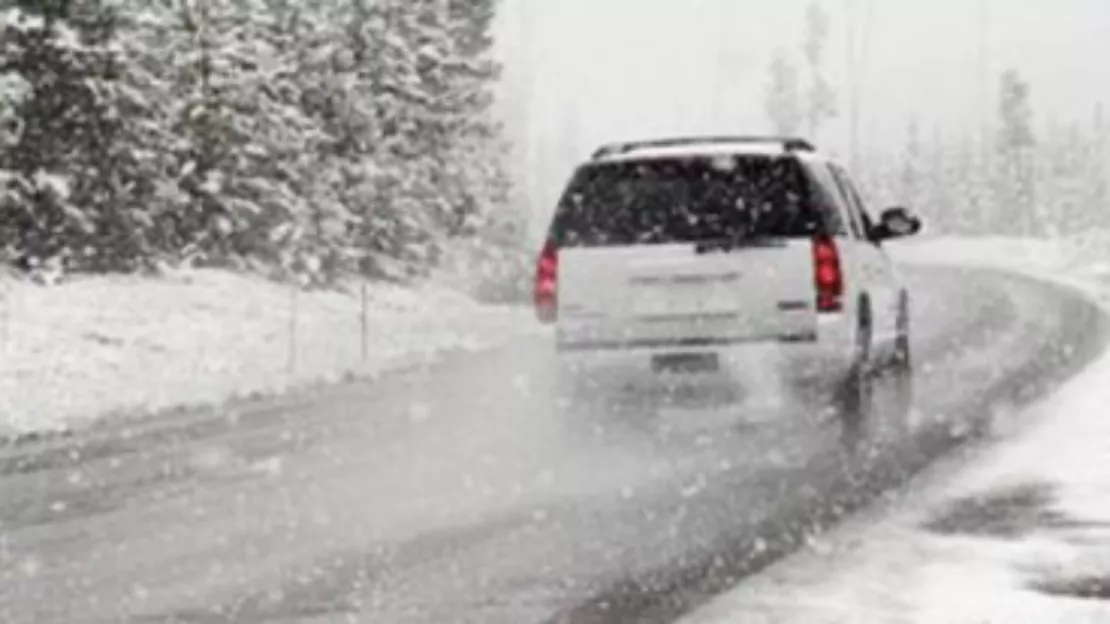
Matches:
[[0, 268, 533, 436], [682, 235, 1110, 624], [895, 234, 1110, 280]]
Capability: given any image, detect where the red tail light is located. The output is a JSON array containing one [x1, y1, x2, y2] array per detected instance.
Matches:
[[812, 236, 843, 313], [534, 241, 558, 324]]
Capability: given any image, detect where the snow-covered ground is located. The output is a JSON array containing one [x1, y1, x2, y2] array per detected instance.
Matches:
[[0, 268, 533, 437], [682, 235, 1110, 624]]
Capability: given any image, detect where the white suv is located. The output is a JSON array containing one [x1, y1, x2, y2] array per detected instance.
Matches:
[[533, 136, 922, 440]]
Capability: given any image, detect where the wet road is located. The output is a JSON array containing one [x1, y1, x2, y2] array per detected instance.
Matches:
[[1, 266, 1106, 624]]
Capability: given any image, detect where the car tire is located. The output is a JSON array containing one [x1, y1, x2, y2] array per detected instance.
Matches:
[[836, 300, 875, 450], [866, 292, 915, 449], [889, 292, 914, 420]]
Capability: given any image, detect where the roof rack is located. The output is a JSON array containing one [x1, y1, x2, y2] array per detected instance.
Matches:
[[590, 136, 816, 160]]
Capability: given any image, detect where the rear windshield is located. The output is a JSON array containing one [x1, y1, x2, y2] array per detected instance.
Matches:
[[548, 155, 833, 248]]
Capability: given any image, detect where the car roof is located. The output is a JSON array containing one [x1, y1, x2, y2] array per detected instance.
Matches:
[[587, 137, 832, 166]]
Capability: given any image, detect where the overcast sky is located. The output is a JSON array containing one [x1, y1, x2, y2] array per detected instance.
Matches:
[[493, 0, 1110, 223]]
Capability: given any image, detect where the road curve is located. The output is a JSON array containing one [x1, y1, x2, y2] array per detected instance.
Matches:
[[0, 266, 1106, 624]]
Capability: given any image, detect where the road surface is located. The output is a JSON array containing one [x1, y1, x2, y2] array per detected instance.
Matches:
[[1, 266, 1106, 624]]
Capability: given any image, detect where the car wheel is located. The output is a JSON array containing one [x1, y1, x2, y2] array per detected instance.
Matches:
[[866, 292, 915, 449], [837, 301, 874, 450], [889, 292, 914, 420]]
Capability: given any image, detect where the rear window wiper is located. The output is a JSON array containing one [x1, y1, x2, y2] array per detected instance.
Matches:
[[694, 234, 789, 254]]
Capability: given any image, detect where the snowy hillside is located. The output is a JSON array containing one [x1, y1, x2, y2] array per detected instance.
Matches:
[[0, 271, 533, 436]]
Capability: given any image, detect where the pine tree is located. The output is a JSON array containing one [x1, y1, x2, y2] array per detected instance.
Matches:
[[0, 46, 25, 149], [152, 0, 244, 262], [995, 68, 1036, 236], [925, 125, 957, 234], [0, 0, 154, 273], [0, 0, 515, 284], [441, 0, 508, 237], [0, 27, 29, 230], [1037, 118, 1087, 236], [900, 118, 922, 208], [303, 0, 511, 281], [1063, 121, 1089, 235], [764, 52, 802, 135], [802, 0, 837, 140], [951, 132, 988, 235], [329, 0, 444, 280], [141, 0, 343, 281], [253, 0, 353, 283], [1090, 103, 1109, 230]]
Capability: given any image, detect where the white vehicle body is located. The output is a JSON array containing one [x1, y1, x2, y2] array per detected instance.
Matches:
[[534, 137, 920, 411]]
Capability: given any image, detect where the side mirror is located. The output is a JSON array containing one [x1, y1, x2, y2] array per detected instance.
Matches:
[[871, 207, 922, 242]]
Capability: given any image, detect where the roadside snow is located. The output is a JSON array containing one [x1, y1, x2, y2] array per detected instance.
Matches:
[[0, 268, 533, 436], [681, 235, 1110, 624], [894, 233, 1110, 284]]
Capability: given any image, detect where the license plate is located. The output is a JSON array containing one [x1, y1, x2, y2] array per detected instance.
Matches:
[[634, 290, 736, 316], [652, 353, 720, 374]]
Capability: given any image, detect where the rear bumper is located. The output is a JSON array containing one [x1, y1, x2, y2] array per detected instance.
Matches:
[[556, 332, 818, 352], [555, 318, 856, 397]]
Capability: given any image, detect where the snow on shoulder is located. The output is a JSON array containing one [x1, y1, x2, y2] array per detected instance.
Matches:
[[0, 268, 530, 436]]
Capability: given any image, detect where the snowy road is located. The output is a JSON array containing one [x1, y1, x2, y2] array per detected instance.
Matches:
[[0, 266, 1105, 624]]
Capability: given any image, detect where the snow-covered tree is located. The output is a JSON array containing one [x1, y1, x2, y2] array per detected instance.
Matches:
[[802, 0, 837, 140], [0, 0, 514, 285], [1088, 103, 1109, 230], [118, 0, 352, 282], [0, 62, 24, 152], [0, 0, 156, 273], [925, 126, 964, 234], [900, 118, 923, 207], [0, 52, 28, 229], [441, 0, 508, 234], [765, 52, 803, 135], [1036, 118, 1089, 236], [995, 68, 1036, 236], [301, 0, 510, 281], [166, 0, 305, 265], [323, 0, 446, 279]]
